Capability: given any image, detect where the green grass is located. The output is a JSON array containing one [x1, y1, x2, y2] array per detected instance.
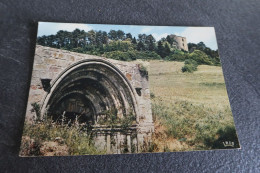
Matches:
[[149, 60, 239, 151]]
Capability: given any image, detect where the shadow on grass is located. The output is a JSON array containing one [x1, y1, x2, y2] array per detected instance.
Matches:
[[204, 125, 240, 149]]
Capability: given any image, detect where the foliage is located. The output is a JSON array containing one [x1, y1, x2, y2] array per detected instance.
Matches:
[[165, 53, 188, 61], [156, 41, 165, 58], [188, 42, 219, 59], [188, 50, 213, 65], [182, 59, 198, 73], [36, 29, 220, 64], [152, 100, 238, 150], [98, 108, 136, 129], [104, 50, 161, 61], [120, 113, 136, 130], [104, 51, 134, 61], [30, 102, 41, 121], [141, 140, 159, 153], [21, 118, 105, 156], [138, 64, 148, 78], [150, 92, 155, 99]]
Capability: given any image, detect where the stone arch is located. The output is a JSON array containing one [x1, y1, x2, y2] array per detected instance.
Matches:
[[40, 59, 140, 124]]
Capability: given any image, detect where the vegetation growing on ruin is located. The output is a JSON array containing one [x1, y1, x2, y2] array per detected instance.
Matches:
[[36, 29, 220, 71], [30, 102, 41, 121], [20, 117, 105, 156], [138, 63, 148, 78], [98, 108, 136, 130], [21, 106, 138, 156]]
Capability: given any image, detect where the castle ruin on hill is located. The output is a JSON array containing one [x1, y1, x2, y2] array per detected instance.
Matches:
[[169, 35, 188, 51]]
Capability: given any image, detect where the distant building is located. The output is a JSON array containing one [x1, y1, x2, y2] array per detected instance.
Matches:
[[169, 35, 188, 51]]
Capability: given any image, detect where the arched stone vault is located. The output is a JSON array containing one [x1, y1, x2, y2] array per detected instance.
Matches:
[[41, 60, 139, 124]]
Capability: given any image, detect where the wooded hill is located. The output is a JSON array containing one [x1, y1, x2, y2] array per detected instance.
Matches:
[[37, 29, 220, 66]]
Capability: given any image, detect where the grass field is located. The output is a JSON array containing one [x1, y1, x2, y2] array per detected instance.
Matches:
[[148, 60, 239, 151]]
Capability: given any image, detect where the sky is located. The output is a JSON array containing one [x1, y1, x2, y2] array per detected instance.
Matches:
[[38, 22, 218, 50]]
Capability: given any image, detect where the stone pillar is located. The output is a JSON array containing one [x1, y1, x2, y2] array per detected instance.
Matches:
[[127, 134, 131, 153], [106, 134, 111, 153]]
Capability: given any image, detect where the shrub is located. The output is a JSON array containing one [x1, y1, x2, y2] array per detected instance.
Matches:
[[135, 51, 161, 60], [182, 59, 198, 73], [165, 53, 188, 61], [188, 50, 213, 65], [104, 50, 161, 61], [98, 108, 136, 129], [20, 118, 105, 156], [31, 102, 41, 121], [150, 92, 155, 99], [120, 113, 136, 130], [104, 51, 132, 61], [138, 64, 148, 78]]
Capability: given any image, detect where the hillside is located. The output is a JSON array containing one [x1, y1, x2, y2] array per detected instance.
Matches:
[[148, 60, 239, 151]]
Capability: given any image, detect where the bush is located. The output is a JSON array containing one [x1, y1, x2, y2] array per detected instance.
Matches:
[[104, 51, 133, 61], [182, 59, 198, 73], [188, 50, 213, 65], [135, 51, 161, 60], [150, 92, 155, 99], [31, 102, 41, 121], [104, 50, 161, 61], [138, 64, 148, 78], [165, 52, 188, 61], [20, 118, 105, 156], [98, 108, 136, 130]]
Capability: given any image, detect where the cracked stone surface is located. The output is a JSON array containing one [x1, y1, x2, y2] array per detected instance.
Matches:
[[0, 0, 259, 172]]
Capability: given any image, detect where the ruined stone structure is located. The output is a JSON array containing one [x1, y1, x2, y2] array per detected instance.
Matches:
[[26, 45, 154, 154], [169, 35, 188, 51]]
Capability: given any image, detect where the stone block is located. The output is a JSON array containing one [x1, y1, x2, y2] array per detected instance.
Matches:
[[45, 58, 57, 65]]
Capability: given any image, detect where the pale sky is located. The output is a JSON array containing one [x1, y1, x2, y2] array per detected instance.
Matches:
[[38, 22, 218, 50]]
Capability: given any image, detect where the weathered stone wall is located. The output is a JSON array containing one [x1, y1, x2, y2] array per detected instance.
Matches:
[[175, 36, 188, 51], [26, 45, 154, 154]]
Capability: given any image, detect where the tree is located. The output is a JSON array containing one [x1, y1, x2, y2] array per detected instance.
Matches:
[[101, 31, 108, 44], [164, 43, 171, 57], [108, 30, 117, 40], [71, 29, 82, 48], [95, 30, 103, 47], [46, 35, 56, 47], [37, 35, 47, 46], [157, 41, 164, 58], [132, 37, 137, 44], [146, 34, 156, 51], [126, 33, 132, 40], [138, 34, 147, 43], [137, 41, 145, 51], [87, 30, 96, 45], [148, 39, 155, 51], [166, 35, 174, 45], [56, 30, 65, 48], [160, 37, 166, 42], [197, 41, 206, 50], [117, 30, 125, 40], [63, 31, 72, 49]]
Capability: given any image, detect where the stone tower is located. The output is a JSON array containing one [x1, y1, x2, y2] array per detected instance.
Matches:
[[169, 35, 189, 51]]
